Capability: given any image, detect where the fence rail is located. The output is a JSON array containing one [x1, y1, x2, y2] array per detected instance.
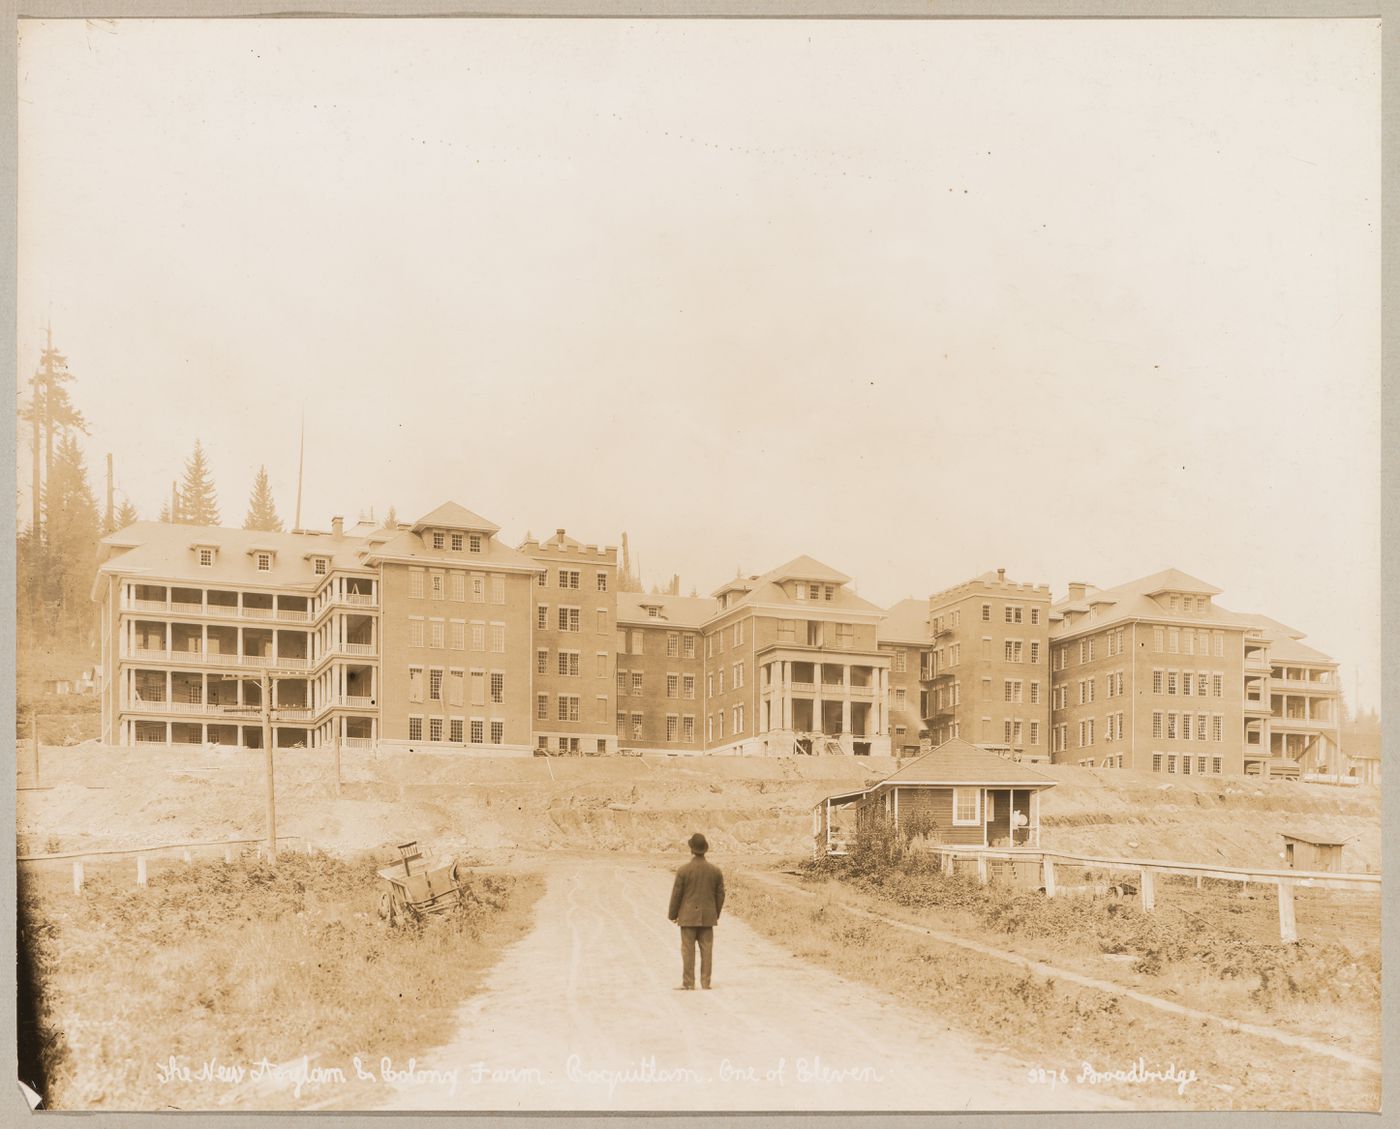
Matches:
[[916, 843, 1379, 944], [19, 835, 313, 895]]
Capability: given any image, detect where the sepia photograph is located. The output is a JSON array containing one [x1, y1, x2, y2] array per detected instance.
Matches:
[[10, 9, 1383, 1117]]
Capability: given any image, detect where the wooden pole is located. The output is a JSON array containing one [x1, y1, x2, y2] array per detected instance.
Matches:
[[136, 856, 147, 887], [1140, 867, 1156, 912], [72, 859, 84, 895], [976, 856, 989, 885], [1278, 881, 1298, 943], [1042, 856, 1057, 898], [262, 670, 277, 861]]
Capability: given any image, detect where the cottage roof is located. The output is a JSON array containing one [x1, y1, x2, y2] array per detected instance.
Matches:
[[616, 592, 718, 629], [876, 738, 1059, 787], [878, 597, 931, 645], [411, 501, 501, 535]]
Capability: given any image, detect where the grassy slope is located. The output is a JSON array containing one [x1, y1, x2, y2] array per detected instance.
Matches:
[[725, 869, 1380, 1112], [19, 852, 542, 1110]]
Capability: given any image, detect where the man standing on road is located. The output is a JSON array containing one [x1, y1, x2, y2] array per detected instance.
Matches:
[[667, 832, 725, 990]]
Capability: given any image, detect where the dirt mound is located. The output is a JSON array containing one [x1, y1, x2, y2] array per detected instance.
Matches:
[[16, 742, 1380, 871]]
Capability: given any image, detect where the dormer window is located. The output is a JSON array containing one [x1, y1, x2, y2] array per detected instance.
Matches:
[[256, 552, 272, 572], [809, 584, 820, 600], [197, 547, 215, 568], [469, 534, 482, 553], [796, 585, 807, 601], [432, 531, 445, 550], [648, 606, 660, 619], [313, 557, 328, 576], [451, 533, 464, 552], [824, 585, 834, 601]]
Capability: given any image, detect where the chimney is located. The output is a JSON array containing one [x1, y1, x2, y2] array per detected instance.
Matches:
[[996, 568, 1006, 582], [1068, 582, 1088, 602], [332, 516, 344, 539]]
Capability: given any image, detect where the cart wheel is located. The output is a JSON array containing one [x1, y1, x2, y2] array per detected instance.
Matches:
[[378, 892, 396, 928]]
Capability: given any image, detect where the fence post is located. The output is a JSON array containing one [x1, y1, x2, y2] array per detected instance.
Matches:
[[72, 859, 84, 896], [941, 850, 953, 876], [182, 848, 192, 865], [1042, 856, 1057, 898], [136, 856, 148, 888], [976, 856, 989, 885], [1140, 867, 1156, 912], [225, 837, 234, 864], [1278, 881, 1298, 944]]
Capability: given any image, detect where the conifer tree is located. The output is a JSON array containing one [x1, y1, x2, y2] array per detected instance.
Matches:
[[178, 439, 220, 526], [114, 499, 140, 529], [243, 465, 284, 532], [39, 432, 101, 643]]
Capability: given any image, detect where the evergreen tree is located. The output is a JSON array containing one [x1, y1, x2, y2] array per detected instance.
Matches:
[[38, 432, 101, 645], [243, 465, 284, 532], [114, 500, 140, 529], [158, 500, 172, 523], [385, 503, 399, 527], [178, 439, 220, 526]]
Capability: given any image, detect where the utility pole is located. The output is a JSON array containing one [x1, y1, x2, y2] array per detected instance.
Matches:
[[261, 669, 277, 861]]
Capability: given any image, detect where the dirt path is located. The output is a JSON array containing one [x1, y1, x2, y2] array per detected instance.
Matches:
[[377, 858, 1121, 1111]]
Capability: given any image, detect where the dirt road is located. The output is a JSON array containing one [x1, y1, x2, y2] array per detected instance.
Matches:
[[377, 858, 1120, 1111]]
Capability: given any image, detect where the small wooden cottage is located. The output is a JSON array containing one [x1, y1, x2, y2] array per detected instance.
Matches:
[[1281, 831, 1347, 873], [814, 737, 1057, 856]]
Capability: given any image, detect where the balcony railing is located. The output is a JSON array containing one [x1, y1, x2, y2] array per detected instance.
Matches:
[[124, 598, 311, 623], [324, 695, 376, 710], [1271, 677, 1335, 693], [1272, 715, 1333, 730], [340, 736, 375, 748]]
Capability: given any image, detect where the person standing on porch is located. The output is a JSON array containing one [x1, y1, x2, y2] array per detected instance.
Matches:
[[667, 832, 725, 990]]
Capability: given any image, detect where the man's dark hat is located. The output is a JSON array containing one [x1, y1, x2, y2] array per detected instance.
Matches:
[[688, 832, 708, 854]]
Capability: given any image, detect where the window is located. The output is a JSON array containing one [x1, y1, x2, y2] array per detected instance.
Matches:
[[472, 575, 486, 603], [557, 695, 580, 722], [408, 716, 423, 741], [198, 548, 214, 567], [558, 607, 580, 632], [734, 704, 744, 733], [1213, 714, 1223, 741], [1168, 628, 1180, 653], [409, 617, 425, 647], [667, 633, 679, 657], [1181, 671, 1192, 696], [1004, 639, 1023, 663], [717, 669, 725, 694], [1030, 681, 1040, 704], [683, 675, 695, 700], [538, 648, 549, 675], [596, 572, 608, 592], [491, 720, 504, 744], [596, 652, 607, 677], [471, 622, 486, 650], [895, 688, 907, 709], [450, 718, 464, 743], [1167, 670, 1178, 695], [469, 534, 482, 553], [1212, 756, 1223, 774], [807, 621, 821, 646], [487, 575, 503, 605], [632, 673, 643, 697], [1153, 626, 1164, 652], [470, 670, 485, 706], [1167, 712, 1178, 740], [451, 620, 465, 650], [1213, 632, 1224, 658], [1196, 713, 1207, 741], [1030, 608, 1040, 625], [1152, 669, 1163, 694], [631, 713, 644, 740], [491, 672, 505, 704], [666, 674, 678, 699], [630, 631, 643, 656], [449, 669, 464, 706], [1197, 673, 1208, 696], [427, 716, 443, 742], [558, 569, 579, 589], [981, 604, 991, 622], [470, 719, 484, 743], [491, 624, 506, 653], [1004, 679, 1022, 704], [1029, 721, 1040, 745], [256, 552, 272, 572], [952, 787, 980, 824], [1181, 753, 1192, 774], [682, 634, 696, 658], [682, 716, 695, 742], [1005, 605, 1022, 624], [733, 663, 745, 689], [1152, 710, 1163, 738], [450, 572, 465, 601], [429, 620, 445, 649], [537, 570, 548, 588], [893, 649, 907, 674], [408, 667, 424, 703], [734, 621, 745, 646], [666, 715, 678, 742], [429, 572, 444, 600], [428, 668, 443, 701], [558, 651, 580, 676], [1029, 641, 1040, 664], [1212, 674, 1223, 697]]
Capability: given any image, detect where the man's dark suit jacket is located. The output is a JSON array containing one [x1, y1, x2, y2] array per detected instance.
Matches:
[[668, 854, 726, 927]]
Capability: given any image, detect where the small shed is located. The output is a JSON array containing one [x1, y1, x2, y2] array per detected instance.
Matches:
[[814, 738, 1058, 856], [1281, 831, 1347, 873]]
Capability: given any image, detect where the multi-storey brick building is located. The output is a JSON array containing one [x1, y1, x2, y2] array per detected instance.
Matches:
[[93, 511, 1348, 774], [877, 599, 931, 757], [615, 593, 709, 752], [1047, 569, 1344, 779], [920, 570, 1053, 760], [521, 529, 618, 755]]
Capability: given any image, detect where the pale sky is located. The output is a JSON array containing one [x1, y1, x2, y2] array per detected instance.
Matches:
[[16, 18, 1381, 707]]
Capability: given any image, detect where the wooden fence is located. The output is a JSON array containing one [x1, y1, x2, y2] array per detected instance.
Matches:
[[17, 835, 312, 896], [917, 843, 1380, 943]]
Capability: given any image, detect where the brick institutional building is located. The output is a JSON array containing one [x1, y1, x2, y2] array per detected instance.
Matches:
[[93, 502, 1351, 778]]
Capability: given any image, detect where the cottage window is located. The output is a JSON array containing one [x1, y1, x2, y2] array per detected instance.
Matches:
[[952, 787, 980, 825]]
